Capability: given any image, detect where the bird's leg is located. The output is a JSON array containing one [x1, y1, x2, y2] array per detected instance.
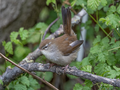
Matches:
[[49, 63, 56, 69], [62, 64, 69, 72]]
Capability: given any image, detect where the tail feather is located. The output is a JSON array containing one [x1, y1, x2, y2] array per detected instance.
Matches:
[[62, 6, 71, 35]]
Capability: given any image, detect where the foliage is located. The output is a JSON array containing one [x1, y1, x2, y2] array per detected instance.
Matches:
[[7, 75, 40, 90], [1, 0, 120, 89], [73, 0, 120, 89]]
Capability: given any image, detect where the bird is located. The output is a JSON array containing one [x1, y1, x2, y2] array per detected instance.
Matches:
[[39, 6, 83, 70]]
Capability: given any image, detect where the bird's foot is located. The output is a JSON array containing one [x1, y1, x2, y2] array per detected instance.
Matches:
[[62, 64, 69, 73]]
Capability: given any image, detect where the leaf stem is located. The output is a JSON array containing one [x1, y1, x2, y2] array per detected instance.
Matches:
[[89, 14, 111, 39]]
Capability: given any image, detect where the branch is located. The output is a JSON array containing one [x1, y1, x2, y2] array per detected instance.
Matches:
[[0, 9, 87, 89], [0, 53, 58, 90], [25, 9, 87, 62], [42, 17, 60, 40], [1, 62, 120, 88]]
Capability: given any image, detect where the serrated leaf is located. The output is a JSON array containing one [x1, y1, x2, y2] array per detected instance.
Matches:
[[108, 70, 117, 78], [29, 77, 39, 88], [87, 0, 101, 11], [94, 63, 107, 75], [14, 84, 27, 90], [20, 76, 29, 87], [5, 42, 13, 54], [10, 32, 19, 41], [19, 28, 28, 40], [101, 37, 109, 44], [90, 45, 100, 54], [35, 22, 48, 31], [98, 52, 106, 62], [0, 80, 3, 85], [101, 0, 107, 6], [73, 83, 83, 90], [107, 6, 116, 15], [46, 0, 55, 5], [110, 38, 115, 44], [107, 52, 116, 65], [106, 14, 120, 28], [113, 66, 120, 71], [115, 49, 120, 59], [93, 35, 101, 45], [13, 39, 23, 45], [117, 5, 120, 14], [81, 65, 92, 73]]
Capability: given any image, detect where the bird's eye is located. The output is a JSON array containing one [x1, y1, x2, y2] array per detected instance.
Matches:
[[42, 44, 48, 49]]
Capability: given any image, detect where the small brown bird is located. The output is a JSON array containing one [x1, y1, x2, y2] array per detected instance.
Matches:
[[39, 6, 83, 68]]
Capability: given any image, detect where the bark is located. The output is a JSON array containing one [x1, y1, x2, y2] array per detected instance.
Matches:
[[0, 0, 45, 55]]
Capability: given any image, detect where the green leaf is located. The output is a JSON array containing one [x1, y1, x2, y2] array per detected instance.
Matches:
[[113, 66, 120, 71], [73, 83, 83, 90], [46, 0, 55, 5], [71, 0, 77, 7], [29, 76, 40, 88], [110, 38, 115, 44], [14, 84, 27, 90], [80, 57, 90, 66], [117, 5, 120, 14], [0, 80, 3, 85], [28, 87, 34, 90], [99, 18, 106, 23], [95, 24, 99, 32], [115, 49, 120, 59], [107, 52, 116, 65], [5, 42, 13, 54], [107, 6, 116, 15], [98, 52, 106, 62], [2, 41, 6, 47], [101, 0, 107, 6], [106, 14, 120, 28], [19, 76, 29, 87], [94, 63, 107, 75], [76, 0, 87, 6], [13, 39, 23, 45], [35, 22, 48, 31], [15, 46, 30, 58], [87, 0, 101, 11], [10, 32, 19, 41], [81, 65, 92, 73], [103, 5, 109, 12], [84, 79, 93, 87], [44, 72, 53, 82], [101, 37, 109, 44], [90, 45, 100, 54], [93, 35, 101, 45], [19, 28, 28, 40], [100, 14, 120, 28], [67, 74, 78, 79], [107, 70, 117, 78]]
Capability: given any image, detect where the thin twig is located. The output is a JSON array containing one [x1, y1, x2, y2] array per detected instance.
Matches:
[[42, 17, 60, 40], [0, 53, 58, 90]]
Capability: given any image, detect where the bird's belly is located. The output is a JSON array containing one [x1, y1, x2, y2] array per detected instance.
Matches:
[[41, 50, 78, 66]]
